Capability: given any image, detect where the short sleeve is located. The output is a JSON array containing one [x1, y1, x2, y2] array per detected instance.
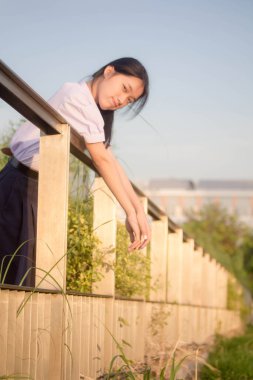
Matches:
[[56, 85, 105, 143]]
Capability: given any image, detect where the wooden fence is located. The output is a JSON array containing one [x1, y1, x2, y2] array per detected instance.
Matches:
[[0, 60, 243, 379]]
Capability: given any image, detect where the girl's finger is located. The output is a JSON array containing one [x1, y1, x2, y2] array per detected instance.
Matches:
[[128, 240, 140, 251], [129, 231, 135, 243], [130, 234, 150, 251], [128, 234, 142, 251]]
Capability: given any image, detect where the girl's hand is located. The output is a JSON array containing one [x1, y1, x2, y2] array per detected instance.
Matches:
[[136, 209, 151, 249], [125, 210, 151, 251], [125, 213, 142, 251]]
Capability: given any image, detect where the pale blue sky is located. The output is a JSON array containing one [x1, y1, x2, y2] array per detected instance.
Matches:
[[1, 0, 252, 182]]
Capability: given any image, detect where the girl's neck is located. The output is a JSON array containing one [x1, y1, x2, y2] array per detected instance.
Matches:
[[87, 77, 100, 104]]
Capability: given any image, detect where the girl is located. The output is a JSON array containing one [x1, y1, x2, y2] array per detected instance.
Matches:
[[0, 57, 151, 286]]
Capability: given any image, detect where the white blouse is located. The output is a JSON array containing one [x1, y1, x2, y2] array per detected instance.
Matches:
[[10, 80, 105, 171]]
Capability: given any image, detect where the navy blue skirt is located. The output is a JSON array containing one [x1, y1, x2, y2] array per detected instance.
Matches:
[[0, 161, 38, 287]]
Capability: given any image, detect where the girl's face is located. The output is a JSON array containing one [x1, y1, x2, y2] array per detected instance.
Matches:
[[94, 66, 144, 111]]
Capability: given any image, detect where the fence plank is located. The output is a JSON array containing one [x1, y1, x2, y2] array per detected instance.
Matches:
[[0, 289, 244, 377], [92, 177, 116, 296], [36, 123, 70, 290], [201, 253, 211, 307], [222, 269, 228, 309], [167, 229, 184, 303], [150, 216, 168, 302], [14, 291, 25, 374], [192, 247, 203, 306], [181, 239, 194, 305]]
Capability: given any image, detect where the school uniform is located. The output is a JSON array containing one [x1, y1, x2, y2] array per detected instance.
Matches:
[[0, 80, 105, 286]]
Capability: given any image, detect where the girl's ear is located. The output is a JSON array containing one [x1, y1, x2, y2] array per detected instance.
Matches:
[[103, 65, 115, 78]]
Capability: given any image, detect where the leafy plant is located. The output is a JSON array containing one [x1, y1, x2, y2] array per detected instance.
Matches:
[[183, 204, 253, 295], [99, 337, 203, 380], [149, 304, 170, 337], [66, 155, 104, 292], [227, 276, 251, 322], [0, 121, 22, 170], [115, 222, 151, 298], [201, 326, 253, 379], [0, 240, 33, 285], [66, 197, 112, 292]]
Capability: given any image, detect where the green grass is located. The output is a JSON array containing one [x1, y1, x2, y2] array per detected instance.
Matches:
[[201, 326, 253, 380]]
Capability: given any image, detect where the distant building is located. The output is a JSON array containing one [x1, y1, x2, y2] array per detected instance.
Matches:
[[143, 179, 253, 227]]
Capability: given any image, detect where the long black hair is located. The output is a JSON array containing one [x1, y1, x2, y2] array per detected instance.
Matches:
[[91, 57, 149, 146]]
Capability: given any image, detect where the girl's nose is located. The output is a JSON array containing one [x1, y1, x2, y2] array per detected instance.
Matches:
[[118, 94, 128, 107]]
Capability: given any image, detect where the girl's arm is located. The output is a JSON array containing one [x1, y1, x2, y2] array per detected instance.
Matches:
[[85, 142, 144, 251], [106, 147, 151, 248], [107, 147, 145, 212]]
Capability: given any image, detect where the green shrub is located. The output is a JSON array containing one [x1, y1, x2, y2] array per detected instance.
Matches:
[[0, 121, 21, 170], [201, 327, 253, 379], [115, 222, 151, 298], [67, 197, 102, 292], [67, 156, 106, 292], [183, 204, 253, 295], [227, 276, 251, 322], [67, 192, 114, 294], [67, 157, 116, 293], [67, 214, 152, 298], [67, 209, 152, 297]]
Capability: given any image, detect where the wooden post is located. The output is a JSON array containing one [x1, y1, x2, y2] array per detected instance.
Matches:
[[36, 124, 70, 290], [92, 177, 116, 369], [212, 260, 219, 308], [201, 253, 211, 307], [192, 247, 203, 306], [139, 196, 148, 259], [188, 239, 195, 305], [181, 239, 194, 305], [167, 229, 183, 304], [223, 269, 228, 309], [217, 264, 224, 308], [209, 258, 217, 308], [92, 177, 116, 296], [167, 232, 177, 303], [150, 216, 168, 302], [138, 196, 148, 301]]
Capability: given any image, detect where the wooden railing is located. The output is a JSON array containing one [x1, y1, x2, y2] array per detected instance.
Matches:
[[0, 60, 244, 379]]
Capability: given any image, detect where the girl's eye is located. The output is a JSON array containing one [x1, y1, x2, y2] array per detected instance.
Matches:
[[123, 84, 127, 92]]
